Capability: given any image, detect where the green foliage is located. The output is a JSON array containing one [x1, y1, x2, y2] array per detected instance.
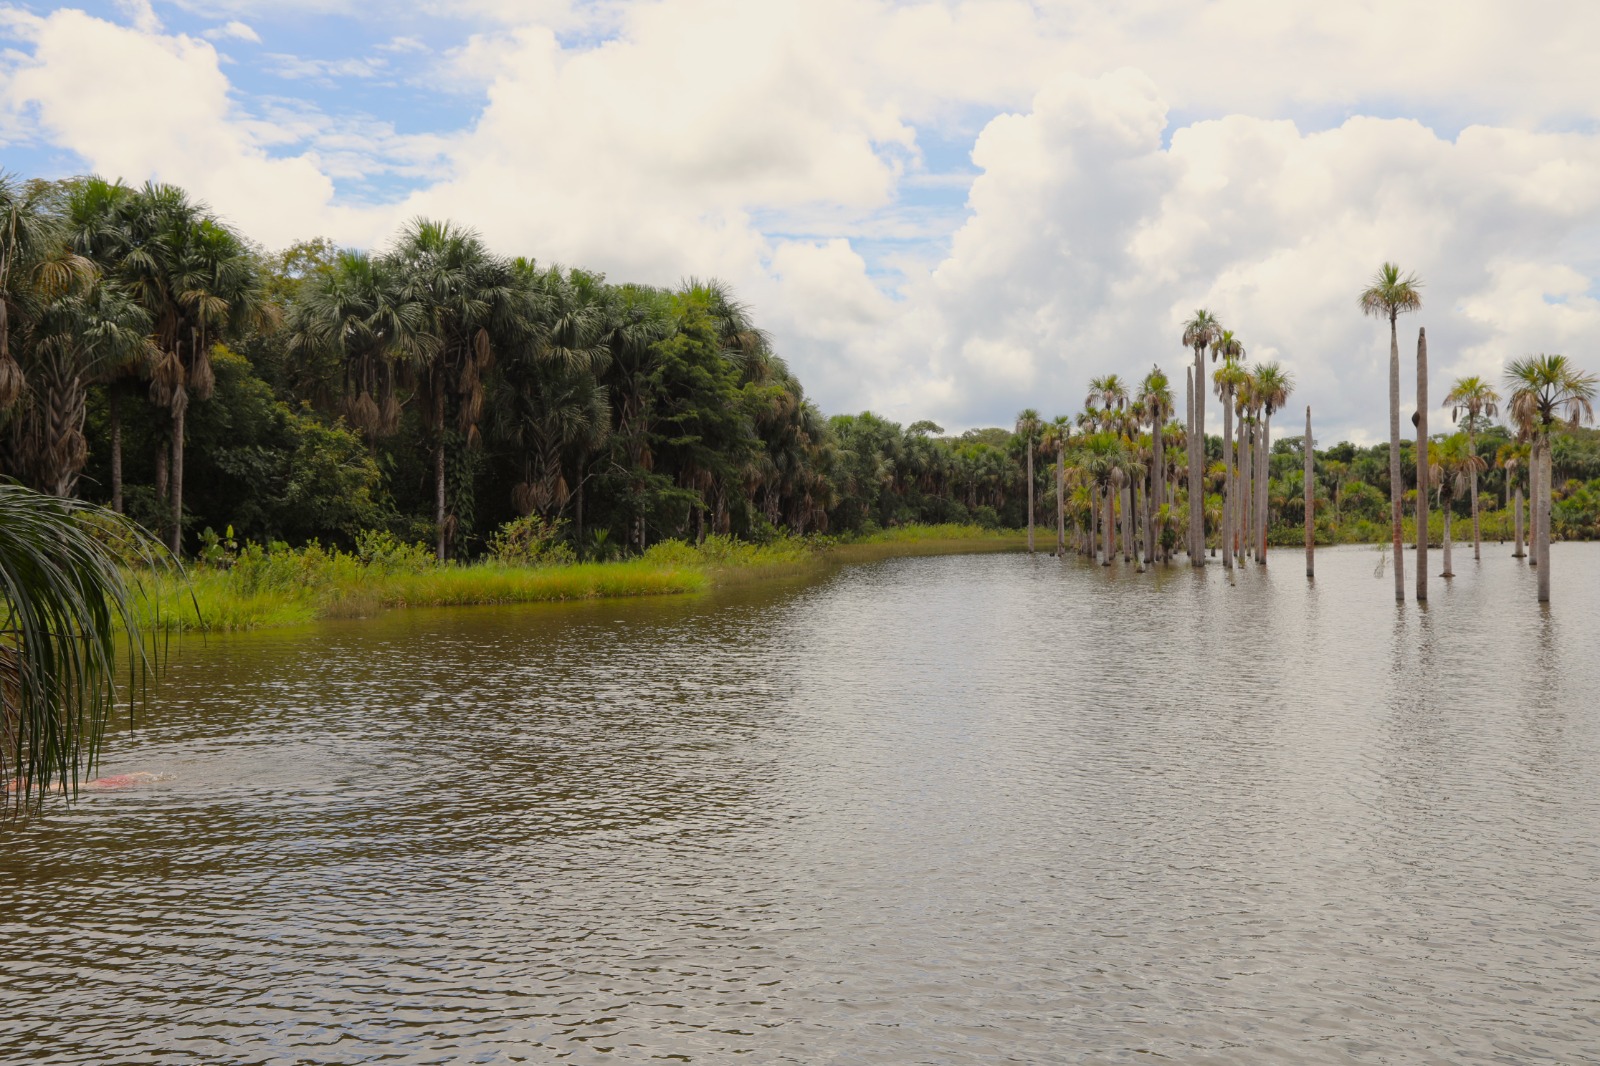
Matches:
[[0, 485, 166, 817], [486, 515, 577, 567]]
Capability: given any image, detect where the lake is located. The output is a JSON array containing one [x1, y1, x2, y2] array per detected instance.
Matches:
[[4, 544, 1599, 1064]]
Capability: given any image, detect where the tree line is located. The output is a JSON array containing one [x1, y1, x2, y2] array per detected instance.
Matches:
[[0, 174, 1049, 558]]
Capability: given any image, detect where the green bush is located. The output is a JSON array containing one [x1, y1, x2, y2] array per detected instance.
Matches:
[[486, 515, 577, 566]]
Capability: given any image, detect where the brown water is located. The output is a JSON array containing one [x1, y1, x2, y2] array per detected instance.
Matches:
[[4, 545, 1600, 1064]]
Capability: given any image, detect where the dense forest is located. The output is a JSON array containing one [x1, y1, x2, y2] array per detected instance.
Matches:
[[5, 173, 1600, 562]]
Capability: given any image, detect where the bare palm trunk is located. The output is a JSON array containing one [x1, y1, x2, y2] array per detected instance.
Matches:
[[1026, 445, 1035, 553], [1538, 437, 1552, 602], [1222, 387, 1234, 570], [1189, 361, 1204, 565], [1101, 487, 1113, 566], [1143, 470, 1155, 566], [170, 404, 185, 556], [1415, 327, 1428, 602], [1257, 416, 1270, 564], [1469, 431, 1482, 561], [109, 388, 123, 514], [1305, 406, 1314, 578], [1387, 312, 1405, 602], [1513, 485, 1526, 558], [1235, 419, 1248, 560], [1441, 490, 1454, 577], [1055, 446, 1065, 557], [434, 388, 448, 562], [1122, 480, 1133, 562]]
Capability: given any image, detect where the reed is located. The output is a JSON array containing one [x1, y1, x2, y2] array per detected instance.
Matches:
[[128, 525, 1023, 633]]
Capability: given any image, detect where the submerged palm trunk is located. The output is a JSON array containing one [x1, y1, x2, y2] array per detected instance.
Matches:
[[1513, 485, 1526, 558], [1469, 435, 1482, 561], [1239, 422, 1253, 562], [1415, 327, 1428, 602], [1305, 406, 1314, 579], [1538, 437, 1552, 602], [1188, 365, 1203, 565], [1388, 312, 1405, 602], [1101, 487, 1113, 566], [1257, 418, 1270, 563], [1222, 389, 1235, 571], [1143, 471, 1156, 566], [1441, 489, 1454, 577]]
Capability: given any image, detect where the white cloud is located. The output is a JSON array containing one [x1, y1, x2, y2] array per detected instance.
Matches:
[[204, 19, 261, 44]]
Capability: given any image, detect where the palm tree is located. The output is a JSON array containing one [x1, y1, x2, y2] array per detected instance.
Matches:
[[1, 484, 165, 820], [388, 219, 529, 560], [1081, 432, 1123, 565], [1359, 262, 1423, 602], [1444, 375, 1500, 561], [1040, 415, 1071, 556], [1495, 441, 1530, 558], [1211, 336, 1247, 569], [59, 176, 143, 513], [8, 281, 154, 497], [1429, 432, 1486, 578], [1181, 309, 1222, 564], [1137, 367, 1172, 564], [1015, 408, 1042, 552], [287, 250, 425, 442], [116, 184, 271, 554], [1505, 353, 1597, 602], [1251, 362, 1293, 563]]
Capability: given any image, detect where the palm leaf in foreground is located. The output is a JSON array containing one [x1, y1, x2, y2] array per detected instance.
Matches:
[[1, 484, 167, 821]]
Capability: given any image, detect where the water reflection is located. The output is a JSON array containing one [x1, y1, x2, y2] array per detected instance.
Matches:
[[4, 546, 1600, 1063]]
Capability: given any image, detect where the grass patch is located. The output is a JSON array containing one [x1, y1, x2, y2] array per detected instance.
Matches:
[[128, 524, 1023, 633]]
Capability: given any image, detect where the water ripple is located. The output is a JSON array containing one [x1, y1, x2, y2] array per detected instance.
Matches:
[[4, 545, 1600, 1063]]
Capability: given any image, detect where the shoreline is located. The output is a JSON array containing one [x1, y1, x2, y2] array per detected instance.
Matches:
[[135, 526, 1031, 634]]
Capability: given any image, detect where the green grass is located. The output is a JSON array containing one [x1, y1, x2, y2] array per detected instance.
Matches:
[[128, 524, 1024, 633]]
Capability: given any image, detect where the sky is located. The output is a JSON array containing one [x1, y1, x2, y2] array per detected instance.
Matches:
[[3, 0, 1600, 445]]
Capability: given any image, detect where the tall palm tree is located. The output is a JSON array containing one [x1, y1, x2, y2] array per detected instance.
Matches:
[[1, 484, 165, 820], [1506, 353, 1597, 602], [1181, 309, 1222, 564], [1251, 362, 1293, 563], [1081, 432, 1123, 566], [1211, 337, 1247, 570], [1015, 408, 1042, 553], [1429, 433, 1485, 579], [1414, 328, 1430, 601], [1495, 441, 1530, 558], [1359, 262, 1422, 602], [388, 219, 529, 560], [116, 184, 270, 554], [60, 176, 142, 513], [1444, 375, 1500, 561], [1137, 368, 1172, 565]]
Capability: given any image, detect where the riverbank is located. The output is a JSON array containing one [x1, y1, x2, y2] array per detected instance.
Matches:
[[134, 524, 1030, 633]]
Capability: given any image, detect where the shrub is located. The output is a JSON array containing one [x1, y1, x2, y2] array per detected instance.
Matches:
[[486, 514, 577, 567]]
